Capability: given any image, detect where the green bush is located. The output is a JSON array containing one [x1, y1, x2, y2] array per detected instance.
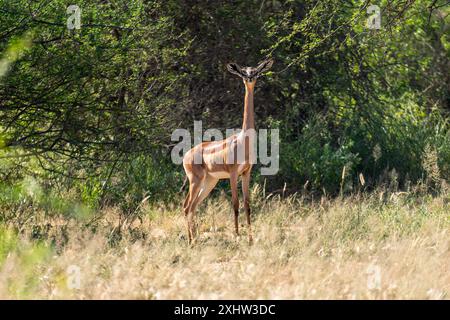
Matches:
[[276, 115, 360, 194], [90, 154, 183, 211]]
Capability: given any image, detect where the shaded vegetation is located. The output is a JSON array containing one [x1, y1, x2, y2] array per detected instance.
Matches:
[[0, 0, 449, 206]]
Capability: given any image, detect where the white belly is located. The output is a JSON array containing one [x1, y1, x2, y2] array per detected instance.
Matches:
[[209, 171, 230, 179]]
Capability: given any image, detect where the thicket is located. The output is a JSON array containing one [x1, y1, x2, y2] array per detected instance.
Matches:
[[0, 0, 449, 209]]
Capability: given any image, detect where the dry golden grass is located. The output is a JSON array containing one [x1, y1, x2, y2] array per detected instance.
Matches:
[[0, 186, 449, 299]]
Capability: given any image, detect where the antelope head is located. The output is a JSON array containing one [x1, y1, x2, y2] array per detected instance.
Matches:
[[227, 59, 274, 84]]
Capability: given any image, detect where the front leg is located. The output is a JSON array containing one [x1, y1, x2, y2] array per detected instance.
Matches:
[[242, 169, 253, 244], [229, 171, 239, 236]]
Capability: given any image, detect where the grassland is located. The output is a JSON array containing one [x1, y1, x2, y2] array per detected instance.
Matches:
[[0, 185, 449, 299]]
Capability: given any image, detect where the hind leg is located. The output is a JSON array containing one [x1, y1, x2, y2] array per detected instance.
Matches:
[[185, 179, 203, 243], [183, 192, 190, 215], [186, 176, 218, 243], [185, 165, 209, 243], [183, 192, 192, 242], [196, 176, 218, 207], [196, 176, 219, 237]]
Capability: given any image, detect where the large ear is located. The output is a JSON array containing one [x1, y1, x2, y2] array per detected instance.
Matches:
[[255, 59, 274, 75], [227, 62, 243, 77]]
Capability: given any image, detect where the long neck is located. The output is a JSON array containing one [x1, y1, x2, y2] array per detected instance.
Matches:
[[242, 82, 255, 131]]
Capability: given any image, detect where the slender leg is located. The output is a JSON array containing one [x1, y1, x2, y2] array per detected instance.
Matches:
[[186, 174, 220, 244], [183, 192, 190, 216], [242, 169, 253, 244], [196, 176, 219, 206], [229, 171, 239, 236], [183, 192, 191, 242], [186, 179, 202, 244]]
